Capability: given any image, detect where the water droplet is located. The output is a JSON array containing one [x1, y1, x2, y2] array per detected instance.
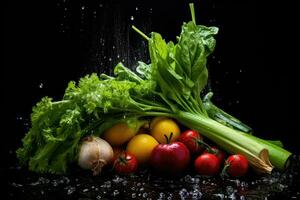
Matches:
[[112, 176, 123, 183], [108, 58, 112, 62], [39, 83, 44, 88], [117, 54, 120, 58], [239, 69, 243, 73], [132, 193, 137, 198], [135, 7, 139, 11], [16, 116, 23, 120], [113, 190, 120, 196], [82, 188, 89, 193], [11, 182, 23, 188], [99, 4, 103, 8], [142, 192, 148, 198], [179, 188, 189, 199], [81, 6, 85, 10], [130, 16, 134, 21], [66, 186, 76, 195]]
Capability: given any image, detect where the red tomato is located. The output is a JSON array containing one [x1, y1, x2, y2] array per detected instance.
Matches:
[[150, 141, 190, 174], [224, 154, 248, 177], [177, 130, 206, 154], [205, 146, 225, 164], [194, 153, 220, 176], [113, 152, 138, 174]]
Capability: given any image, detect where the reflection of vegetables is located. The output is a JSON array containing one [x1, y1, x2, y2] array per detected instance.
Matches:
[[126, 134, 158, 165], [150, 117, 180, 143], [78, 136, 113, 175], [16, 3, 291, 174], [223, 154, 249, 177], [194, 153, 220, 176]]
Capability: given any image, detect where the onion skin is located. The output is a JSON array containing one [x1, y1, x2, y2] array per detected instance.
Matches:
[[78, 136, 114, 175]]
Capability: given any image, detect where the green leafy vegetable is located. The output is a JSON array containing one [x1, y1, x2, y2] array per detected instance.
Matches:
[[17, 3, 291, 174]]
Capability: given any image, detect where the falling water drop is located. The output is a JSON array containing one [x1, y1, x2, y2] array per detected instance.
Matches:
[[130, 16, 134, 21], [39, 83, 44, 88], [81, 6, 85, 10], [135, 7, 139, 11]]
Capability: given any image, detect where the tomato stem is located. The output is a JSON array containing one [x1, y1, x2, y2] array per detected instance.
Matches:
[[221, 163, 230, 177], [194, 138, 212, 151]]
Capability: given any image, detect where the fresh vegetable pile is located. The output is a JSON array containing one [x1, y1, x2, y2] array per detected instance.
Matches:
[[17, 3, 291, 176]]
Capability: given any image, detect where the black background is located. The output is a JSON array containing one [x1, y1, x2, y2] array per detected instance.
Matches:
[[4, 0, 296, 168]]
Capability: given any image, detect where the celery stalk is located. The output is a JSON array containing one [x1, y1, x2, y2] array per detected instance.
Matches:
[[176, 111, 291, 173]]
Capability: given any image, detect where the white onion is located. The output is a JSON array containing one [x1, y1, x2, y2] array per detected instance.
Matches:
[[78, 136, 114, 175]]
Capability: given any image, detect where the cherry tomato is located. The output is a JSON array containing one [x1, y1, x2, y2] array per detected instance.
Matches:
[[113, 152, 138, 174], [177, 130, 206, 154], [223, 154, 248, 177], [194, 153, 220, 176], [205, 146, 225, 164]]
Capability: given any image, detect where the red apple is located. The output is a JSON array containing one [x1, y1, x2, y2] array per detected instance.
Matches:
[[150, 134, 190, 174]]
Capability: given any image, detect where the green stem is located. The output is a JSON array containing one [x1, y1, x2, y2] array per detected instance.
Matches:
[[189, 3, 196, 24], [194, 138, 212, 151], [132, 25, 150, 41], [221, 164, 230, 177]]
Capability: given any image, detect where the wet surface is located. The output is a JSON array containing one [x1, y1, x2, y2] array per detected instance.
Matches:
[[6, 155, 300, 200]]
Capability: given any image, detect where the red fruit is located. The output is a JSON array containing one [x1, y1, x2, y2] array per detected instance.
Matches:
[[194, 153, 220, 176], [177, 130, 206, 154], [223, 154, 249, 177], [113, 152, 138, 174], [150, 141, 190, 174], [205, 146, 225, 164]]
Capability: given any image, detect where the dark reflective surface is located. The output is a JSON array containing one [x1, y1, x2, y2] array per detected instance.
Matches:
[[6, 156, 300, 199]]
